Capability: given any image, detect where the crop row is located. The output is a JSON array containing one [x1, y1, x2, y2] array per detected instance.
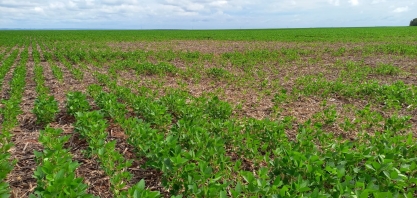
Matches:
[[0, 50, 19, 90], [56, 51, 83, 80], [0, 48, 28, 196], [32, 46, 59, 125], [39, 44, 64, 83], [27, 46, 90, 197], [31, 126, 94, 197], [68, 91, 160, 197], [0, 46, 14, 64]]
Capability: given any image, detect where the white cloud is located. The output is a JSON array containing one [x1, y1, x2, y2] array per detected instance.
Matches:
[[0, 0, 416, 29], [393, 6, 409, 13], [210, 1, 228, 7], [371, 0, 385, 4], [349, 0, 359, 6], [328, 0, 340, 6]]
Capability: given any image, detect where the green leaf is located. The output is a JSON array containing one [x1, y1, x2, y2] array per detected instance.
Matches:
[[383, 171, 391, 179], [235, 182, 242, 194], [0, 182, 10, 198], [210, 176, 222, 184], [137, 179, 145, 190], [298, 186, 311, 193], [389, 171, 398, 179], [373, 192, 393, 198], [219, 191, 227, 198], [360, 190, 369, 198], [353, 167, 360, 173], [241, 171, 254, 183], [372, 162, 381, 170], [365, 164, 375, 171], [279, 185, 289, 197]]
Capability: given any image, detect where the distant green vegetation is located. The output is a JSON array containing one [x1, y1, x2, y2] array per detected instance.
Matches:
[[0, 27, 416, 42]]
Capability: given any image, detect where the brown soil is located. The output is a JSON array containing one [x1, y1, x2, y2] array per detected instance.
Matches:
[[108, 40, 417, 54], [6, 44, 40, 198]]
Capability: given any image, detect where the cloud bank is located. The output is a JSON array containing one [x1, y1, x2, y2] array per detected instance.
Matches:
[[0, 0, 415, 29]]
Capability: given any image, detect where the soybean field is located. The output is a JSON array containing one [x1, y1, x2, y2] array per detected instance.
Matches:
[[0, 27, 417, 197]]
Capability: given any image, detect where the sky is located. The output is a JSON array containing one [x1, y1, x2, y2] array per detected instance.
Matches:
[[0, 0, 415, 29]]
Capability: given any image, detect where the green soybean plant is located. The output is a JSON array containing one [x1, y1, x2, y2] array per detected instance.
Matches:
[[66, 91, 91, 116], [31, 126, 95, 198], [33, 94, 59, 125]]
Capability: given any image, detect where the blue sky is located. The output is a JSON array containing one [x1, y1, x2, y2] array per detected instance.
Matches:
[[0, 0, 415, 29]]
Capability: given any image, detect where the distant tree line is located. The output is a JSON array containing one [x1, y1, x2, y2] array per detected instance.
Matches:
[[411, 18, 417, 26]]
